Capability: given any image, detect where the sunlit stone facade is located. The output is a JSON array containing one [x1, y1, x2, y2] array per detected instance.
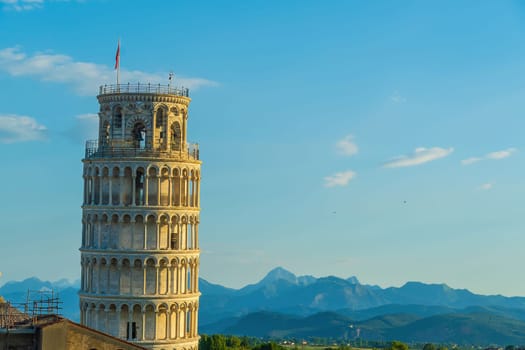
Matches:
[[79, 84, 201, 350]]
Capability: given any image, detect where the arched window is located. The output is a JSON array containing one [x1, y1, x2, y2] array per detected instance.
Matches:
[[156, 108, 165, 128], [113, 106, 123, 128], [171, 122, 181, 151], [135, 168, 145, 205], [132, 122, 146, 149], [102, 121, 110, 145]]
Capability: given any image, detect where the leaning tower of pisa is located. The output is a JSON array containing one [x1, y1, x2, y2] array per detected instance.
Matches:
[[79, 83, 201, 350]]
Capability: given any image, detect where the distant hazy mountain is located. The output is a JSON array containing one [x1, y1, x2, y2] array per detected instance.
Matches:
[[3, 267, 525, 345], [200, 267, 525, 324], [0, 277, 80, 321]]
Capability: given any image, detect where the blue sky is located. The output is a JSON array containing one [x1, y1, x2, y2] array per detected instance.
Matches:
[[1, 0, 525, 296]]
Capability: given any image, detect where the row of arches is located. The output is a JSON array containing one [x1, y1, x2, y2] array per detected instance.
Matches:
[[82, 213, 199, 251], [80, 256, 199, 296], [83, 165, 200, 208], [80, 300, 198, 342], [100, 103, 187, 152]]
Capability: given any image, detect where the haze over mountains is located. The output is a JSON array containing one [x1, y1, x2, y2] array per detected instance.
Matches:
[[2, 267, 525, 345]]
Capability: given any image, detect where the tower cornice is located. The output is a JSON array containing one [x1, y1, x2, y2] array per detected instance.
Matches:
[[97, 93, 191, 106]]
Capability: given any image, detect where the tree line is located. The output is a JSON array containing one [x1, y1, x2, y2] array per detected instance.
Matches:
[[200, 335, 524, 350]]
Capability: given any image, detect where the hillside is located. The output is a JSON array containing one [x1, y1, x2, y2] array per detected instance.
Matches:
[[202, 310, 525, 345]]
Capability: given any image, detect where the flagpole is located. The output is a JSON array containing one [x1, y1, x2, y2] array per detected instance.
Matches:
[[115, 39, 121, 86], [117, 39, 120, 85]]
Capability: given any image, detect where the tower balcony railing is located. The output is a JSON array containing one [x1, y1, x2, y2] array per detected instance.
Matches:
[[85, 140, 199, 160], [98, 83, 189, 97]]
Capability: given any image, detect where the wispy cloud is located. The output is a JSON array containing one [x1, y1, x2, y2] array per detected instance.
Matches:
[[390, 90, 406, 104], [0, 47, 218, 95], [486, 148, 516, 160], [384, 147, 454, 168], [0, 114, 47, 143], [336, 135, 358, 156], [478, 183, 493, 191], [1, 0, 43, 11], [461, 157, 482, 165], [1, 0, 85, 11], [324, 170, 356, 187], [63, 113, 98, 143], [461, 148, 517, 165]]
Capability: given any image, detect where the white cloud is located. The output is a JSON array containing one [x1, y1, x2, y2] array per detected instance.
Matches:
[[486, 148, 516, 160], [390, 90, 406, 104], [0, 114, 47, 143], [336, 135, 358, 156], [1, 0, 85, 11], [478, 183, 493, 191], [324, 170, 356, 187], [0, 46, 218, 95], [1, 0, 44, 11], [462, 148, 517, 165], [461, 157, 482, 165], [384, 147, 454, 168]]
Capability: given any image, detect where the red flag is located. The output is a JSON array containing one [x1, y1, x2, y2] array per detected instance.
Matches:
[[114, 40, 120, 70]]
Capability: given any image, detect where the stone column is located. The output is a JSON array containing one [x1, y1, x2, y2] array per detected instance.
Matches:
[[167, 310, 171, 340], [144, 173, 149, 206], [184, 177, 189, 206], [193, 306, 198, 337], [195, 263, 199, 292], [97, 220, 101, 248], [105, 262, 110, 293], [83, 176, 87, 205], [155, 266, 159, 294], [195, 178, 199, 207], [108, 175, 113, 205], [195, 222, 199, 250], [119, 172, 123, 205], [128, 311, 133, 340], [96, 263, 101, 294], [174, 308, 179, 339], [180, 175, 184, 207], [143, 266, 147, 295], [154, 311, 159, 340], [190, 223, 194, 250], [168, 265, 173, 294], [157, 176, 161, 205], [98, 175, 103, 205], [143, 220, 147, 250], [130, 217, 136, 251], [174, 265, 178, 294], [142, 311, 146, 340], [192, 264, 197, 293], [167, 177, 172, 206], [104, 308, 110, 334], [116, 308, 121, 338], [191, 179, 196, 207], [91, 176, 95, 204], [117, 262, 122, 294], [132, 175, 136, 206], [156, 222, 160, 250]]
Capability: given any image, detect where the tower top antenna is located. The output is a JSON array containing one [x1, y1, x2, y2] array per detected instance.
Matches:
[[168, 71, 175, 88]]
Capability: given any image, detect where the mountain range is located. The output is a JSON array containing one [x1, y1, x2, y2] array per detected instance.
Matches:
[[2, 267, 525, 345]]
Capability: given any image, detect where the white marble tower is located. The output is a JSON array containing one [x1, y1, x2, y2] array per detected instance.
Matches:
[[79, 83, 201, 350]]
